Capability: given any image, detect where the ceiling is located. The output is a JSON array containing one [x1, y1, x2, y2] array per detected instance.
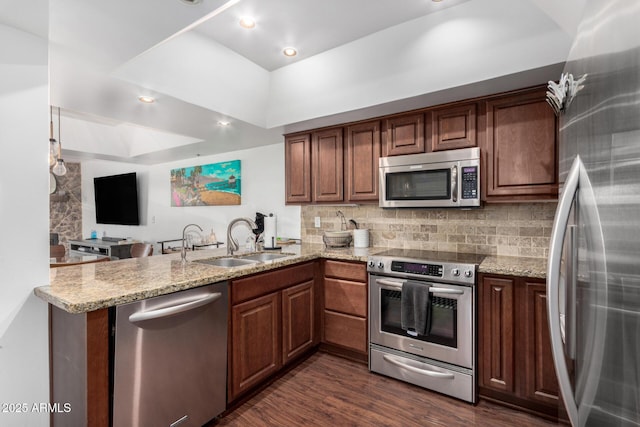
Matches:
[[16, 0, 585, 164]]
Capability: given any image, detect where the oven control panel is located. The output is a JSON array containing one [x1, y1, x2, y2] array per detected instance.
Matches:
[[367, 256, 477, 285], [390, 261, 442, 277]]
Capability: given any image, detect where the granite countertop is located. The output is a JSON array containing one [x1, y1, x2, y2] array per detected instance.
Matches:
[[35, 244, 547, 314], [478, 255, 547, 279], [35, 244, 382, 314]]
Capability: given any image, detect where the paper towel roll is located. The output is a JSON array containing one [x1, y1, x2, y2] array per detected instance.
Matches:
[[353, 229, 369, 248], [263, 215, 277, 248]]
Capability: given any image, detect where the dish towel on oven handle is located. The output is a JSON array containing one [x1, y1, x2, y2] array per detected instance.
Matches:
[[400, 280, 432, 336]]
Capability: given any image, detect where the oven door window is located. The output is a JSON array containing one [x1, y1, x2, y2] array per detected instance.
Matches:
[[385, 169, 451, 201], [380, 289, 457, 348]]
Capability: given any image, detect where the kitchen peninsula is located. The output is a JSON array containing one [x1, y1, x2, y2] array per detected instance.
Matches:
[[35, 245, 549, 426]]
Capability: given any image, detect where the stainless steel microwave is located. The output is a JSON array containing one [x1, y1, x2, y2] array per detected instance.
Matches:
[[379, 147, 480, 208]]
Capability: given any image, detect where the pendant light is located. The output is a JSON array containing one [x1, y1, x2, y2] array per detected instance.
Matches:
[[51, 107, 67, 176], [48, 106, 59, 167]]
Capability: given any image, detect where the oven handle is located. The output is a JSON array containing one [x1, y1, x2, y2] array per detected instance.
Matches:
[[382, 354, 455, 379], [375, 279, 464, 295]]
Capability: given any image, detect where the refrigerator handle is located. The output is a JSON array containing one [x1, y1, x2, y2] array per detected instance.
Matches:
[[566, 224, 577, 359], [547, 155, 581, 427]]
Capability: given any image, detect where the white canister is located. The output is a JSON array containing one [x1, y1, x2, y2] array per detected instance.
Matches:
[[353, 229, 369, 248]]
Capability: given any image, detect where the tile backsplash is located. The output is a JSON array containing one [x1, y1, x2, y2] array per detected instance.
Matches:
[[301, 203, 557, 259]]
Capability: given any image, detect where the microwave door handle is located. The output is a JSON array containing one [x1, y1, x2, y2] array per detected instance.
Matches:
[[451, 165, 458, 203]]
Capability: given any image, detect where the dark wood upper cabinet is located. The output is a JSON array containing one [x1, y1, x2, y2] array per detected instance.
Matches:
[[428, 103, 477, 152], [285, 85, 559, 205], [345, 120, 381, 202], [382, 112, 425, 156], [483, 88, 558, 201], [284, 134, 311, 203], [312, 127, 344, 202]]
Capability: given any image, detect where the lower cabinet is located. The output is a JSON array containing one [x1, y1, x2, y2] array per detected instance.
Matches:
[[321, 260, 368, 360], [478, 273, 560, 418], [228, 262, 317, 402]]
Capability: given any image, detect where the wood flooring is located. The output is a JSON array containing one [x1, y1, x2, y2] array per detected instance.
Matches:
[[216, 351, 561, 427]]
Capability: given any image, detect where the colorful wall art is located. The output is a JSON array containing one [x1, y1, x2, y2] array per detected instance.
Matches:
[[170, 160, 241, 206]]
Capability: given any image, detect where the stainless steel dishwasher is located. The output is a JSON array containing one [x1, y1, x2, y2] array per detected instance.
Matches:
[[113, 282, 228, 427]]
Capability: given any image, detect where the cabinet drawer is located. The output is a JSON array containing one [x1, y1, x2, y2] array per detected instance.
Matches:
[[324, 260, 366, 282], [323, 310, 367, 354], [324, 278, 366, 317], [232, 262, 314, 304]]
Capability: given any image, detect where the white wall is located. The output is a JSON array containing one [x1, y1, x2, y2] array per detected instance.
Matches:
[[81, 143, 300, 253], [0, 24, 50, 427]]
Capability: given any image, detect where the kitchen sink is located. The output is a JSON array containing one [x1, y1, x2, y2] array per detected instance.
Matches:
[[194, 257, 258, 268], [194, 252, 292, 268], [237, 252, 291, 262]]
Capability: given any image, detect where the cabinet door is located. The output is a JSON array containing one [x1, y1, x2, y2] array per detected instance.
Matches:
[[282, 280, 314, 365], [428, 103, 477, 152], [345, 120, 380, 202], [383, 112, 425, 156], [484, 88, 558, 201], [230, 292, 281, 401], [285, 134, 312, 203], [520, 279, 559, 406], [312, 128, 344, 202], [480, 275, 515, 393]]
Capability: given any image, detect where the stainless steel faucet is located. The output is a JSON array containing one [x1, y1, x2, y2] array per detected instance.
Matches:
[[181, 223, 203, 263], [226, 218, 258, 255]]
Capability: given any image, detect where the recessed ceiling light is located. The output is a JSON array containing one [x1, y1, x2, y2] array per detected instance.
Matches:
[[239, 17, 256, 29], [432, 0, 443, 2], [179, 0, 202, 5], [283, 47, 297, 57], [138, 95, 155, 104], [218, 120, 230, 126]]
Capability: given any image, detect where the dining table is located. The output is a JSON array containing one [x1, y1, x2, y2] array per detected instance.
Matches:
[[49, 254, 111, 268]]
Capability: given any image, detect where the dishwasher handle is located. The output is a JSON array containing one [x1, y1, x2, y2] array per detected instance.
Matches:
[[129, 292, 222, 323]]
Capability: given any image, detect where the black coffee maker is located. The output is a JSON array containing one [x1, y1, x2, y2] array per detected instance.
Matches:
[[253, 212, 266, 242]]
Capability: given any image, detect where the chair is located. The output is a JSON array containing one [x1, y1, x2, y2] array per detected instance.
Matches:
[[50, 244, 66, 258], [130, 243, 154, 258]]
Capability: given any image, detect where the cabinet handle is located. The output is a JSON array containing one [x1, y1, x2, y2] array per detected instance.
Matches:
[[129, 292, 222, 323], [382, 354, 455, 379]]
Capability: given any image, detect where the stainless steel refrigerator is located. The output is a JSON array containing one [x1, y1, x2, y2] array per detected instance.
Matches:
[[547, 1, 640, 426]]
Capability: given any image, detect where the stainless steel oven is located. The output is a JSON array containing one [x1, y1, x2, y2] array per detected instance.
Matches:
[[368, 249, 481, 403], [379, 147, 480, 209]]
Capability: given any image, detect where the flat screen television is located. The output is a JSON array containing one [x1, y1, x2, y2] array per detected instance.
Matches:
[[94, 172, 140, 225]]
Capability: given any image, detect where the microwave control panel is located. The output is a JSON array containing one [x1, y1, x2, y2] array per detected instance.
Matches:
[[461, 166, 478, 199]]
